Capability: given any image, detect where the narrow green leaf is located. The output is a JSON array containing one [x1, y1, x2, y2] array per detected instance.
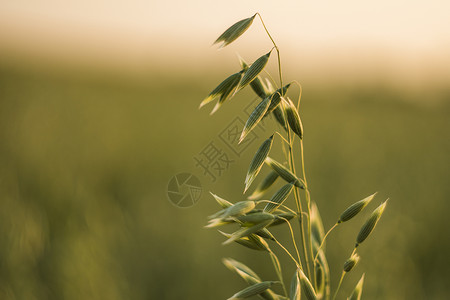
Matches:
[[239, 96, 271, 144], [244, 135, 274, 193], [214, 15, 256, 48], [238, 51, 272, 90], [248, 171, 279, 200], [263, 183, 294, 213], [356, 199, 388, 246], [283, 97, 303, 139], [348, 274, 365, 300], [339, 192, 377, 223], [298, 268, 317, 300], [228, 281, 278, 299], [265, 157, 305, 189]]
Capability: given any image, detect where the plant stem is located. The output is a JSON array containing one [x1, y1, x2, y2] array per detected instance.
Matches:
[[256, 13, 283, 93], [274, 238, 300, 268], [332, 272, 346, 300], [280, 217, 302, 268], [314, 223, 339, 262]]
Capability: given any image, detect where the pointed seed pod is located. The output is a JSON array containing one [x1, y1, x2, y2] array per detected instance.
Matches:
[[265, 157, 305, 189], [248, 171, 279, 200], [214, 14, 256, 48], [266, 83, 292, 114], [237, 212, 276, 226], [298, 268, 317, 300], [343, 253, 360, 272], [283, 97, 303, 139], [255, 228, 275, 241], [223, 220, 273, 245], [238, 51, 272, 90], [263, 183, 294, 213], [240, 58, 268, 99], [222, 201, 256, 218], [339, 192, 377, 223], [218, 231, 267, 251], [200, 71, 243, 109], [240, 96, 271, 143], [210, 192, 233, 208], [244, 135, 274, 193], [289, 270, 300, 300], [272, 105, 288, 131], [356, 200, 388, 246], [227, 281, 278, 300], [222, 258, 261, 282], [349, 274, 365, 300]]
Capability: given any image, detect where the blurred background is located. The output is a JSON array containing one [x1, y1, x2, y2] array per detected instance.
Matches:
[[0, 0, 449, 299]]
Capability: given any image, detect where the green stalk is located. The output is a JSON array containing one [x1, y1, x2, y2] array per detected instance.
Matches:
[[258, 12, 311, 279]]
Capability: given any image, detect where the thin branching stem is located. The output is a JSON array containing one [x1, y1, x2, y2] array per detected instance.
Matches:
[[314, 222, 339, 262], [274, 238, 300, 268], [280, 217, 302, 269], [332, 271, 346, 300], [256, 13, 283, 88], [274, 131, 291, 146]]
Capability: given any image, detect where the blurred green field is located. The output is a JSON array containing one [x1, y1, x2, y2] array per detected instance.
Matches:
[[0, 64, 449, 299]]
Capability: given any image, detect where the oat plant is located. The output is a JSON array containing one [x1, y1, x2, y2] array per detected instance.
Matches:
[[200, 13, 388, 300]]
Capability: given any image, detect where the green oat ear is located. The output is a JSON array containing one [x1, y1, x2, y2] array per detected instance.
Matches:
[[223, 220, 273, 245], [210, 192, 233, 208], [227, 281, 278, 300], [263, 183, 294, 213], [238, 51, 272, 91], [222, 258, 261, 282], [298, 268, 317, 300], [343, 253, 360, 273], [214, 14, 256, 48], [289, 270, 300, 300], [339, 192, 377, 223], [348, 274, 365, 300], [356, 199, 388, 246], [244, 135, 274, 193], [239, 96, 271, 143], [265, 157, 305, 189], [248, 171, 279, 200], [239, 57, 268, 99], [199, 71, 243, 110], [283, 97, 303, 139]]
